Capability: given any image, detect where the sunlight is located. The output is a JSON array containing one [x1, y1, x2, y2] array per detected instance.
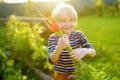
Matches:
[[3, 0, 70, 3], [32, 0, 52, 2], [3, 0, 27, 3], [3, 0, 52, 3], [32, 0, 70, 2]]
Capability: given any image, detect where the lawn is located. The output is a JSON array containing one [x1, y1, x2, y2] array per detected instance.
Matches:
[[75, 14, 120, 79]]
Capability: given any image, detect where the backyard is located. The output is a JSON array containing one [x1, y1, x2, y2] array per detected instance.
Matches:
[[0, 0, 120, 80]]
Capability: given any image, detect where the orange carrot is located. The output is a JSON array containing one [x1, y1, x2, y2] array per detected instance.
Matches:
[[45, 17, 61, 33], [44, 20, 55, 32], [51, 18, 60, 32], [49, 21, 55, 32]]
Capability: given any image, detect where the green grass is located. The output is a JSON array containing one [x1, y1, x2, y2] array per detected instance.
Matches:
[[75, 14, 120, 79], [76, 14, 120, 53]]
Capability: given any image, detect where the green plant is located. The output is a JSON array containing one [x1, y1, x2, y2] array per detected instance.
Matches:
[[0, 15, 52, 80]]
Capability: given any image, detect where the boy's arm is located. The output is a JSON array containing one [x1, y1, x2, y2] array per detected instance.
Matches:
[[70, 32, 96, 61], [70, 48, 96, 61], [49, 45, 63, 63], [80, 32, 96, 57], [49, 34, 69, 63]]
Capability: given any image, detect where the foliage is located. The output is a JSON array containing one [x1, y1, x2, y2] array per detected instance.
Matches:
[[96, 0, 104, 17], [108, 4, 117, 16], [0, 51, 23, 80], [0, 15, 52, 80], [75, 60, 109, 80]]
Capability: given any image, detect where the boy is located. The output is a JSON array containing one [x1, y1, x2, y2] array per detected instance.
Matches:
[[48, 3, 96, 80]]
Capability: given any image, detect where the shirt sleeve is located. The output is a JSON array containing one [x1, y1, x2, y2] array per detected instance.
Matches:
[[48, 34, 58, 64], [79, 32, 94, 49]]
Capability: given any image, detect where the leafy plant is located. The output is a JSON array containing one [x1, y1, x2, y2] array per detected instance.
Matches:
[[0, 15, 52, 80]]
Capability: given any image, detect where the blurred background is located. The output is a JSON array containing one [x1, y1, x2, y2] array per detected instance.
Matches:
[[0, 0, 120, 80]]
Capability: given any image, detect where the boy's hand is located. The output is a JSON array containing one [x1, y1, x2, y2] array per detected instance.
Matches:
[[57, 34, 70, 50], [70, 48, 88, 61]]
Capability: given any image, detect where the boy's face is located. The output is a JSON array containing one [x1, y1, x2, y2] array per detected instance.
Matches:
[[56, 10, 76, 35]]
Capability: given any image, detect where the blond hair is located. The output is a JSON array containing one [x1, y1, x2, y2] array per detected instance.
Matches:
[[52, 3, 77, 22]]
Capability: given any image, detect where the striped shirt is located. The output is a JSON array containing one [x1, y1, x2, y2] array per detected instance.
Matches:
[[48, 30, 93, 73]]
